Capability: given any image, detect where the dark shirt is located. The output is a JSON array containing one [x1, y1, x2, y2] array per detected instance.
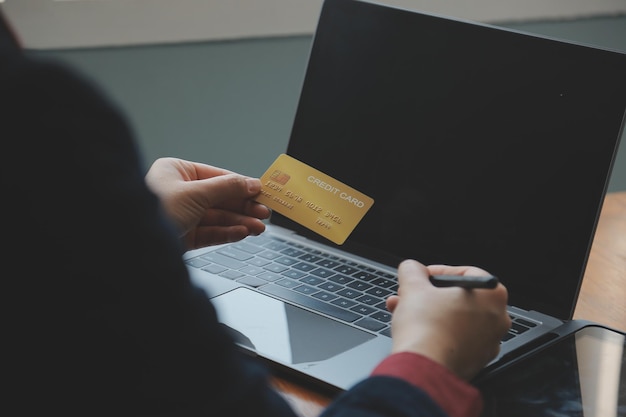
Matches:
[[1, 11, 478, 417]]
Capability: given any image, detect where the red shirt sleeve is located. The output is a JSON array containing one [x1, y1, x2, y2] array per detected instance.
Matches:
[[371, 352, 483, 417]]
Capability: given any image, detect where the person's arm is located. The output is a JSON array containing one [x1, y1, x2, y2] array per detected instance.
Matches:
[[145, 157, 270, 250], [371, 352, 482, 417], [3, 11, 508, 415], [143, 160, 492, 417], [2, 39, 295, 416], [321, 261, 509, 417]]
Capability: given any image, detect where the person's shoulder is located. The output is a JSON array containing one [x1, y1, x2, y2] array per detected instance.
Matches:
[[2, 48, 131, 147], [4, 52, 107, 105], [0, 11, 21, 54]]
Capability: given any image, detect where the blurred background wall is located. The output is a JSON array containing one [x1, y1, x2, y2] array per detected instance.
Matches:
[[3, 1, 625, 191]]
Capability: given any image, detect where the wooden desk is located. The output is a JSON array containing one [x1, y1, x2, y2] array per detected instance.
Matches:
[[573, 191, 626, 331], [273, 191, 626, 417]]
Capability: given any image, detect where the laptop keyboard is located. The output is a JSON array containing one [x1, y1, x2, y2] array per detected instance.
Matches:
[[185, 234, 395, 336], [185, 234, 536, 341]]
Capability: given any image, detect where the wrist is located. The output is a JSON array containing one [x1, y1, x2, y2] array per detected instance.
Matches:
[[372, 352, 483, 417]]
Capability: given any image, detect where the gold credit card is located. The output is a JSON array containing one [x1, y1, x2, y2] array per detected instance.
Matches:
[[256, 154, 374, 245]]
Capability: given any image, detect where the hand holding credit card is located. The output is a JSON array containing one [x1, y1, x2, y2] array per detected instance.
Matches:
[[255, 154, 374, 245]]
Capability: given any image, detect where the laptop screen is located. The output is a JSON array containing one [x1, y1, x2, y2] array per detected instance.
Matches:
[[275, 0, 626, 319]]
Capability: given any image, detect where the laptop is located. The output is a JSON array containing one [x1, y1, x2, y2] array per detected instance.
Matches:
[[474, 320, 626, 416], [184, 0, 626, 392]]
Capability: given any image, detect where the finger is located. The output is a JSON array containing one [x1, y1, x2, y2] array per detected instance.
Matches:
[[191, 225, 256, 247], [385, 295, 399, 312], [245, 200, 271, 220], [189, 174, 262, 208], [428, 265, 510, 309], [190, 213, 267, 246], [148, 158, 233, 184], [396, 259, 431, 290], [217, 198, 271, 219], [427, 264, 490, 278], [198, 209, 267, 234], [189, 161, 235, 180]]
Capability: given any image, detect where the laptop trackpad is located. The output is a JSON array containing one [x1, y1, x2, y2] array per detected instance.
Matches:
[[211, 287, 375, 364]]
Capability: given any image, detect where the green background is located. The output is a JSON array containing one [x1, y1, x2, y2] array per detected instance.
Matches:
[[31, 15, 626, 191]]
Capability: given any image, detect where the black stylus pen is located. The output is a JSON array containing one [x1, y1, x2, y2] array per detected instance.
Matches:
[[429, 275, 499, 289]]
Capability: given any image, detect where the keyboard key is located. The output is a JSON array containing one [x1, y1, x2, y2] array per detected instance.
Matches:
[[232, 242, 266, 254], [371, 310, 392, 323], [312, 291, 338, 302], [299, 254, 323, 263], [330, 297, 358, 309], [511, 322, 531, 334], [200, 252, 245, 269], [219, 270, 245, 280], [374, 300, 387, 310], [275, 278, 300, 289], [275, 256, 300, 266], [217, 247, 254, 261], [516, 318, 538, 328], [257, 250, 282, 260], [186, 257, 211, 268], [239, 265, 265, 275], [366, 287, 392, 298], [318, 281, 343, 292], [280, 248, 306, 257], [259, 284, 361, 322], [309, 267, 335, 278], [300, 275, 324, 286], [334, 265, 359, 275], [350, 304, 376, 315], [236, 276, 269, 287], [502, 332, 515, 342], [264, 241, 288, 251], [316, 259, 341, 269], [201, 264, 228, 275], [370, 277, 395, 288], [292, 262, 316, 272], [244, 235, 272, 245], [355, 317, 386, 332], [353, 271, 377, 281], [282, 269, 308, 279], [337, 288, 362, 299], [328, 274, 354, 285], [263, 263, 289, 273], [294, 284, 318, 295], [347, 281, 372, 291], [356, 294, 380, 305], [257, 271, 282, 282], [245, 257, 271, 267]]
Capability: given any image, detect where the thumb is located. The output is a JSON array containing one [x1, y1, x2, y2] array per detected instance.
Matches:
[[387, 259, 428, 313], [397, 259, 431, 291]]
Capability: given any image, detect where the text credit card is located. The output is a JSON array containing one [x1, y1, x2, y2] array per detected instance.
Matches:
[[256, 154, 374, 245]]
